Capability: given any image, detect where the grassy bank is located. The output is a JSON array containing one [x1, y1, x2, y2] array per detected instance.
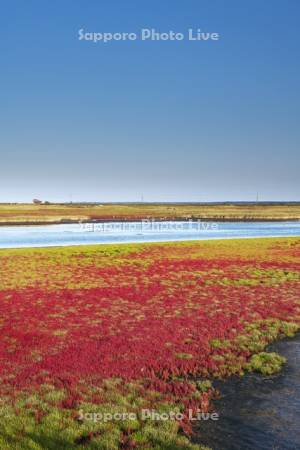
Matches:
[[0, 237, 299, 449], [0, 202, 300, 225]]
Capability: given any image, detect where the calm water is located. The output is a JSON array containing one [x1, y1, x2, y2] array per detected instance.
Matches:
[[0, 221, 299, 248], [194, 335, 300, 450]]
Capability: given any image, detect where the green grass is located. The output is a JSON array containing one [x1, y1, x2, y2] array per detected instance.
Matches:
[[0, 383, 209, 450]]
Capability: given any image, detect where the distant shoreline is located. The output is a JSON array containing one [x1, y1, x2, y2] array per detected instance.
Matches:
[[0, 203, 300, 226], [0, 217, 300, 227]]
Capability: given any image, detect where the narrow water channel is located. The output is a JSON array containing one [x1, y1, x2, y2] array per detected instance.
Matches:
[[194, 334, 300, 450], [0, 221, 299, 248]]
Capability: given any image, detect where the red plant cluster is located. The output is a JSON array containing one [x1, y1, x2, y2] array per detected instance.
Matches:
[[0, 239, 299, 407]]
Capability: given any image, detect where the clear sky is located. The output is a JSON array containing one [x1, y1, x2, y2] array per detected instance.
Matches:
[[1, 0, 299, 202]]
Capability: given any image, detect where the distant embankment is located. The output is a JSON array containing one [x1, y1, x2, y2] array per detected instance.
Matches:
[[0, 203, 300, 225]]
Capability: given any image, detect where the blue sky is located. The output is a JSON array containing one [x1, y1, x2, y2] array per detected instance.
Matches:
[[1, 0, 299, 202]]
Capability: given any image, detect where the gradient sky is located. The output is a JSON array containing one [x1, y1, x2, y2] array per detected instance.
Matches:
[[1, 0, 299, 202]]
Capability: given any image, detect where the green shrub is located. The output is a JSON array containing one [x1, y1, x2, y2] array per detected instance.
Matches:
[[246, 352, 286, 375]]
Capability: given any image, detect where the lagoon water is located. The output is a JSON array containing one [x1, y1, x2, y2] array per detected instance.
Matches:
[[0, 221, 299, 249], [194, 334, 300, 450]]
